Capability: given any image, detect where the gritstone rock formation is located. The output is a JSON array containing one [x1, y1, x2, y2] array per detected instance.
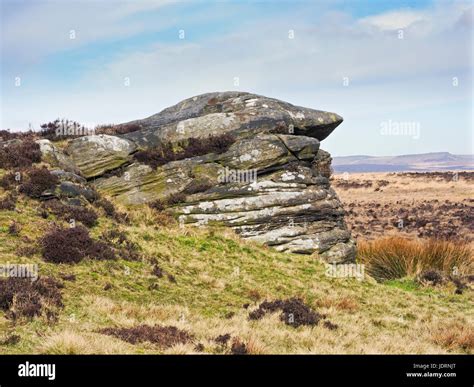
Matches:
[[39, 92, 357, 263]]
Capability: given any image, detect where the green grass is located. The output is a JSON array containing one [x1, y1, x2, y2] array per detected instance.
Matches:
[[0, 180, 473, 354]]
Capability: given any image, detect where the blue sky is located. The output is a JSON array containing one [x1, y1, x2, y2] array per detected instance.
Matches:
[[1, 0, 472, 156]]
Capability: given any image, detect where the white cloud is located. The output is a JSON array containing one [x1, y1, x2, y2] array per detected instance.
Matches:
[[1, 1, 472, 155], [1, 0, 174, 64], [359, 10, 427, 31]]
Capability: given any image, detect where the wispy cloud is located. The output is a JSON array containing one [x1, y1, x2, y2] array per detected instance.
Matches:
[[1, 0, 472, 156]]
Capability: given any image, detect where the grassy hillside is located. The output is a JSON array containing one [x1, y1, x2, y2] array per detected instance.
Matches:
[[0, 179, 472, 354]]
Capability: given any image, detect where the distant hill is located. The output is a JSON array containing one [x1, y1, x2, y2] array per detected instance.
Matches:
[[332, 152, 474, 173]]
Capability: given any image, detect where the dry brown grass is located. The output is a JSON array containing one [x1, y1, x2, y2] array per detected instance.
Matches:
[[127, 205, 175, 227], [333, 172, 473, 241], [430, 322, 474, 353], [316, 295, 359, 312], [358, 237, 473, 281]]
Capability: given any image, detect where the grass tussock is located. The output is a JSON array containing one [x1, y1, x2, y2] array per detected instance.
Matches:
[[0, 190, 472, 354], [431, 322, 474, 353], [357, 237, 473, 281]]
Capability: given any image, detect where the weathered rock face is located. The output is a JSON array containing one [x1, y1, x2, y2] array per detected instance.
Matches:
[[65, 135, 136, 179], [42, 92, 356, 263], [120, 91, 343, 147]]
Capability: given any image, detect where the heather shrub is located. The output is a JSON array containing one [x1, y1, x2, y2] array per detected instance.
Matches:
[[134, 133, 235, 169], [181, 133, 235, 158], [95, 197, 128, 223], [8, 221, 20, 235], [101, 229, 141, 261], [134, 142, 176, 169], [0, 276, 63, 321], [95, 123, 142, 135], [41, 225, 92, 263], [0, 130, 36, 141], [42, 200, 98, 228], [41, 225, 115, 264], [0, 130, 19, 141], [166, 193, 187, 206], [95, 198, 115, 216], [0, 139, 42, 169], [183, 179, 213, 195], [148, 194, 187, 211], [19, 167, 59, 198], [0, 193, 17, 210], [40, 119, 90, 141], [148, 199, 166, 212], [86, 240, 116, 261], [39, 120, 63, 141], [98, 325, 193, 347], [0, 172, 20, 190]]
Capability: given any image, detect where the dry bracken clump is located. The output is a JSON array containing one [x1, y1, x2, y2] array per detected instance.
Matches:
[[431, 323, 474, 353]]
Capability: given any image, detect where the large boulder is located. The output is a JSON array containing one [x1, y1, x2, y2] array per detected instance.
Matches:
[[65, 134, 136, 178], [36, 139, 80, 174], [119, 91, 343, 148], [40, 92, 355, 263]]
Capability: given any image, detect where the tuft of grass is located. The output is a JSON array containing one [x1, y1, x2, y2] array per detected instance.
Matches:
[[0, 189, 472, 355], [357, 237, 473, 282], [431, 322, 474, 353]]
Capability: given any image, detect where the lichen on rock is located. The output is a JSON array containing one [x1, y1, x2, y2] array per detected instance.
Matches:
[[40, 92, 356, 263]]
